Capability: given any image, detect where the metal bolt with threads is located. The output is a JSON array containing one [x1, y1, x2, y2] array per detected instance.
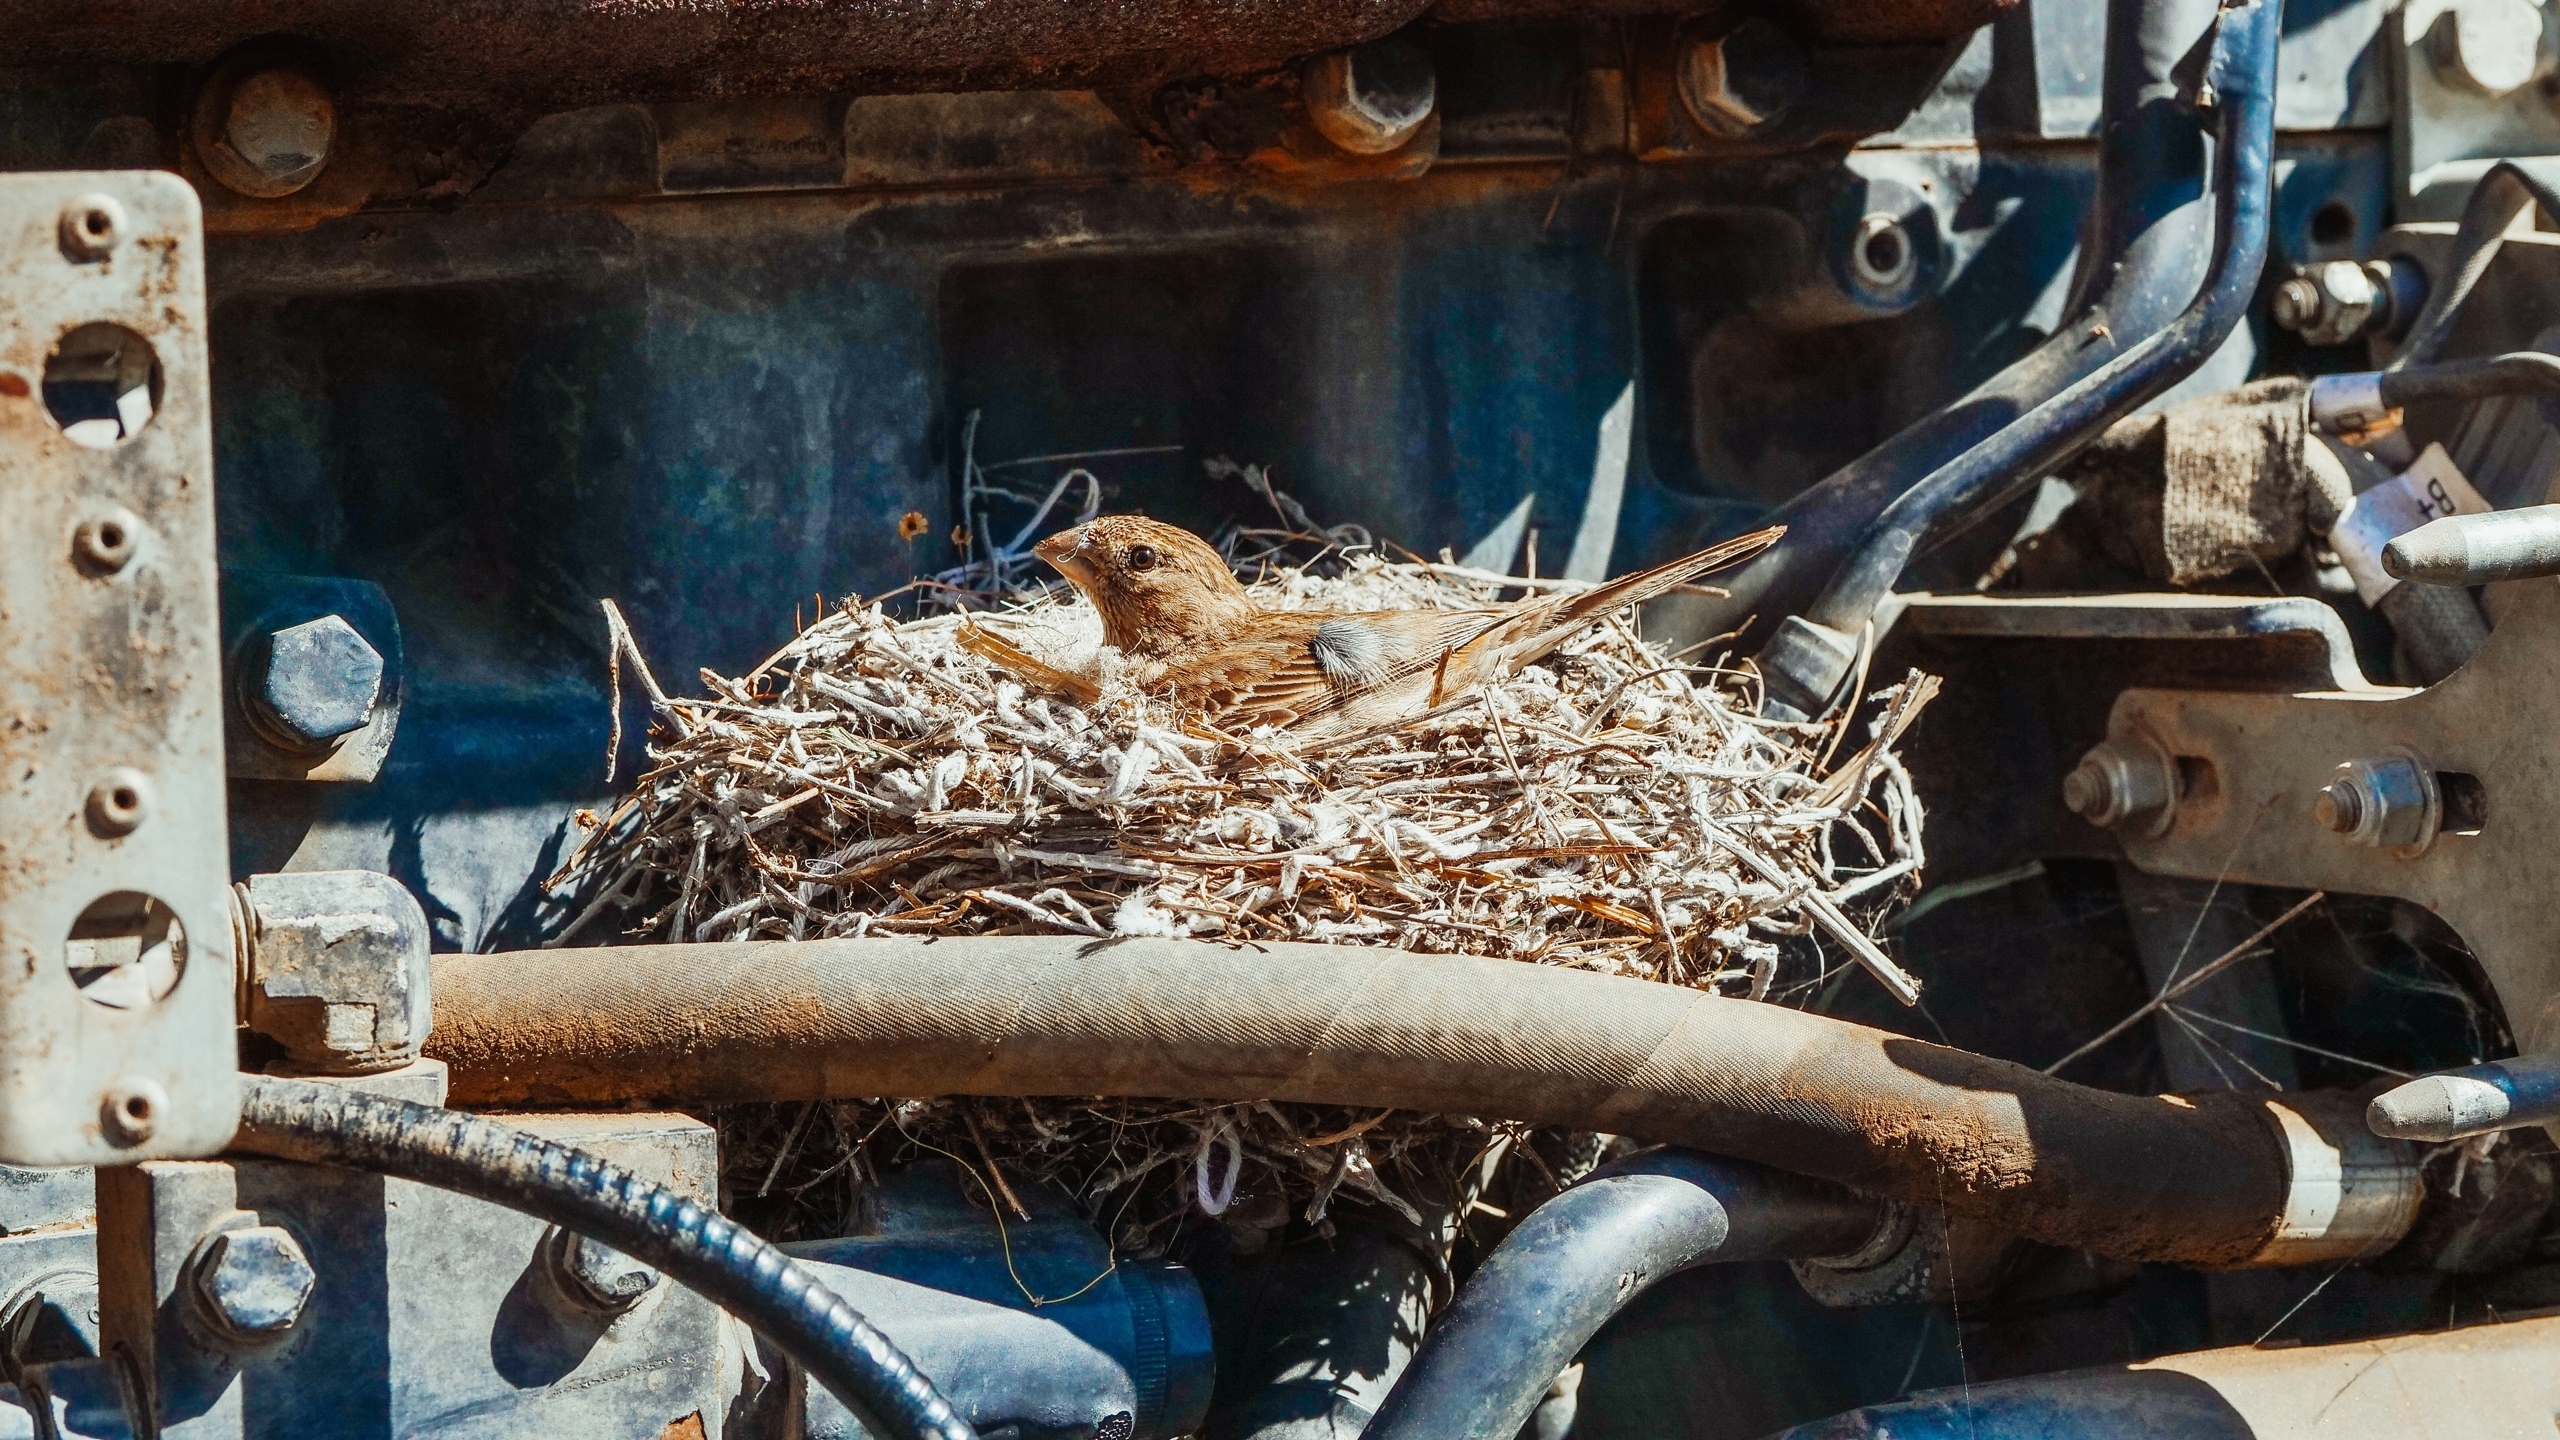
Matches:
[[190, 1226, 317, 1343], [2314, 749, 2441, 854], [2062, 737, 2181, 836], [244, 614, 383, 753]]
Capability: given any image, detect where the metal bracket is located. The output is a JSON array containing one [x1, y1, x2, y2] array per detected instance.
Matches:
[[0, 172, 238, 1164], [2104, 575, 2560, 1051]]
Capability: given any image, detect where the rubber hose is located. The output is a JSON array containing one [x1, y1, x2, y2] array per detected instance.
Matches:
[[1365, 1150, 1884, 1440], [2377, 352, 2560, 409], [233, 1075, 976, 1440], [425, 937, 2302, 1268]]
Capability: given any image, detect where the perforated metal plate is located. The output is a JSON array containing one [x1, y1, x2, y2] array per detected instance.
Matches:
[[0, 172, 237, 1163]]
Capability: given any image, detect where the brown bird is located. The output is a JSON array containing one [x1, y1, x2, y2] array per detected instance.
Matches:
[[975, 514, 1781, 738]]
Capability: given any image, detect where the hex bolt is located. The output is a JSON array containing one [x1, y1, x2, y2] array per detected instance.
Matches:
[[57, 193, 126, 262], [195, 65, 335, 198], [189, 1227, 316, 1343], [2268, 260, 2392, 346], [244, 615, 383, 752], [1303, 38, 1436, 155], [546, 1226, 660, 1313], [1677, 16, 1808, 137], [2062, 737, 2180, 836], [2314, 749, 2441, 854], [2429, 0, 2547, 98]]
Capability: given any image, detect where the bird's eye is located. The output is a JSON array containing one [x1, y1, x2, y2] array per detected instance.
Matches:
[[1126, 544, 1158, 572]]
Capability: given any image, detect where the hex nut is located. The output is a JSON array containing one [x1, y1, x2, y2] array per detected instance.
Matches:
[[2316, 750, 2441, 854], [57, 193, 126, 262], [1303, 38, 1436, 155], [548, 1227, 660, 1313], [2063, 737, 2180, 836], [84, 767, 153, 838], [246, 615, 384, 752], [239, 869, 433, 1074], [1677, 16, 1808, 137], [194, 63, 335, 198], [191, 1226, 316, 1341]]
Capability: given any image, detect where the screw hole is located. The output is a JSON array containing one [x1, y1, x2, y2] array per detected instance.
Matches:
[[2310, 200, 2356, 247]]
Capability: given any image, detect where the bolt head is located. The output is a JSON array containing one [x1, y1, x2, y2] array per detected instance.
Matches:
[[221, 69, 335, 192], [2432, 0, 2547, 97], [556, 1230, 659, 1312], [1305, 39, 1436, 155], [252, 615, 383, 749], [195, 1227, 315, 1338], [1677, 17, 1807, 137]]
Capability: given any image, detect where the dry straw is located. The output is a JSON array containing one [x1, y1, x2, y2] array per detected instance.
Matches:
[[553, 510, 1935, 1255]]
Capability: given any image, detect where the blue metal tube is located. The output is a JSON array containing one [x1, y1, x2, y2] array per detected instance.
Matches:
[[1362, 1150, 1882, 1440], [1675, 0, 2228, 650], [232, 1075, 977, 1440], [1759, 0, 2282, 719]]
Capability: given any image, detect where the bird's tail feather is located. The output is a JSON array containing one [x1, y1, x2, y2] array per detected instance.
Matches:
[[1547, 524, 1784, 628]]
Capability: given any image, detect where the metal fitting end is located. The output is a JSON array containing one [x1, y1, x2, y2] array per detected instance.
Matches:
[[2245, 1092, 2421, 1267], [1755, 615, 1858, 723], [1302, 39, 1435, 156], [544, 1226, 660, 1313], [2370, 1054, 2560, 1142], [2062, 736, 2180, 836], [2307, 371, 2396, 439], [2268, 260, 2397, 347], [2315, 749, 2440, 855], [2382, 503, 2560, 586], [189, 1225, 316, 1344]]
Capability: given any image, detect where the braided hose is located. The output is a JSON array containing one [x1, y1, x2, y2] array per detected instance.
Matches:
[[233, 1075, 976, 1440]]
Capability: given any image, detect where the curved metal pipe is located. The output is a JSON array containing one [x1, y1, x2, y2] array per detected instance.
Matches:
[[2388, 160, 2560, 373], [1363, 1151, 1883, 1440], [422, 935, 2418, 1270], [1765, 1311, 2560, 1438], [1753, 0, 2281, 720], [1659, 0, 2229, 650]]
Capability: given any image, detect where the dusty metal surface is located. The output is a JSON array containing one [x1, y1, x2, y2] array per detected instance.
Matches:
[[2107, 574, 2560, 1054], [0, 171, 238, 1165], [7, 0, 2008, 116]]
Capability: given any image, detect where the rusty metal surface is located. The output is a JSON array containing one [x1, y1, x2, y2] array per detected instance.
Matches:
[[0, 172, 238, 1165], [2107, 574, 2560, 1056], [8, 0, 2002, 116]]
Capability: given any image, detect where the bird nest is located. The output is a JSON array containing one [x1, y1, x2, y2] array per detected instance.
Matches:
[[553, 535, 1936, 1256]]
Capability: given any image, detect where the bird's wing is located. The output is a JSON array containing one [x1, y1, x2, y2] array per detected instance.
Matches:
[[1182, 610, 1502, 730], [1462, 524, 1783, 673]]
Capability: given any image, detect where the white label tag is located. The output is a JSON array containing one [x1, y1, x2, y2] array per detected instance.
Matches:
[[2330, 442, 2491, 604]]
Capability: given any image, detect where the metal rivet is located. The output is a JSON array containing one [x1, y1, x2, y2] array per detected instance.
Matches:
[[196, 65, 336, 199], [85, 767, 153, 838], [101, 1076, 166, 1144], [57, 194, 127, 262], [71, 507, 141, 575]]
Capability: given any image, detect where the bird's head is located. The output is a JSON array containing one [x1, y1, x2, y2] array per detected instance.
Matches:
[[1034, 515, 1253, 656]]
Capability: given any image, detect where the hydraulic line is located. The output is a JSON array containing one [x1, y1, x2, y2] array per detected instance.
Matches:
[[422, 936, 2417, 1270], [232, 1075, 977, 1440], [1364, 1150, 1883, 1440]]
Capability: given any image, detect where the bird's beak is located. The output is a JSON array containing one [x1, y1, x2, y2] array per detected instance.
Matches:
[[1034, 527, 1094, 586]]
